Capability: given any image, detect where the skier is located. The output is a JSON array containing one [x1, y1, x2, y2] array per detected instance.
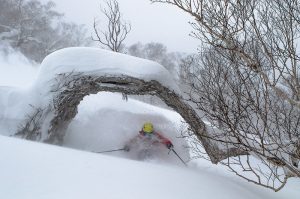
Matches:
[[124, 122, 174, 159]]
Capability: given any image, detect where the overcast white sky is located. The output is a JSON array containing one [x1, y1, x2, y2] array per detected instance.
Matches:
[[44, 0, 198, 53]]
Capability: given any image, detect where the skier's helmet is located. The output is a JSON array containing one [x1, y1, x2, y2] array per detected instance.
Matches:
[[142, 122, 154, 134]]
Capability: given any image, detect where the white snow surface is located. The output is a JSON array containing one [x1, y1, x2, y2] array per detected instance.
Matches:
[[0, 135, 299, 199]]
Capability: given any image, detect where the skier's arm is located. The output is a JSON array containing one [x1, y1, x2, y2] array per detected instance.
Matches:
[[155, 132, 173, 149]]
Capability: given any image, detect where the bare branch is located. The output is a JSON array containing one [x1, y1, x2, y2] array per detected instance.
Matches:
[[162, 0, 300, 190], [92, 0, 131, 52]]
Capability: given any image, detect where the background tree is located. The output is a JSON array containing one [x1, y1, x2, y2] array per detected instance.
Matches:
[[152, 0, 300, 191], [0, 0, 89, 62], [93, 0, 131, 52], [127, 42, 183, 77]]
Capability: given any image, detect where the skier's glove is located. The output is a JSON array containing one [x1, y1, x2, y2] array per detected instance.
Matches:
[[124, 145, 130, 152], [166, 142, 174, 150]]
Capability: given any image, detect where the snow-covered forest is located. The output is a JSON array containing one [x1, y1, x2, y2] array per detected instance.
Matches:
[[0, 0, 299, 198]]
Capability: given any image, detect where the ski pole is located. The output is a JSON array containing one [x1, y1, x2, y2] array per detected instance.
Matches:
[[95, 148, 125, 153], [171, 148, 188, 167]]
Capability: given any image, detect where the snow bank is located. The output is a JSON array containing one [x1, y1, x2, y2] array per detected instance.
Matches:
[[0, 135, 298, 199]]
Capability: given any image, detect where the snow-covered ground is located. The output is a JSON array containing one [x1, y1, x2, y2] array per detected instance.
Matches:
[[0, 47, 299, 198], [1, 135, 299, 199]]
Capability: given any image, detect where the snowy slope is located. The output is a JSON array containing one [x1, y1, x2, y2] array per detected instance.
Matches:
[[0, 47, 299, 199], [1, 135, 299, 199]]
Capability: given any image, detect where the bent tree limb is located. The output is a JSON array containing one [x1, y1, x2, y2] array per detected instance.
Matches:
[[17, 72, 246, 164], [16, 70, 299, 191]]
